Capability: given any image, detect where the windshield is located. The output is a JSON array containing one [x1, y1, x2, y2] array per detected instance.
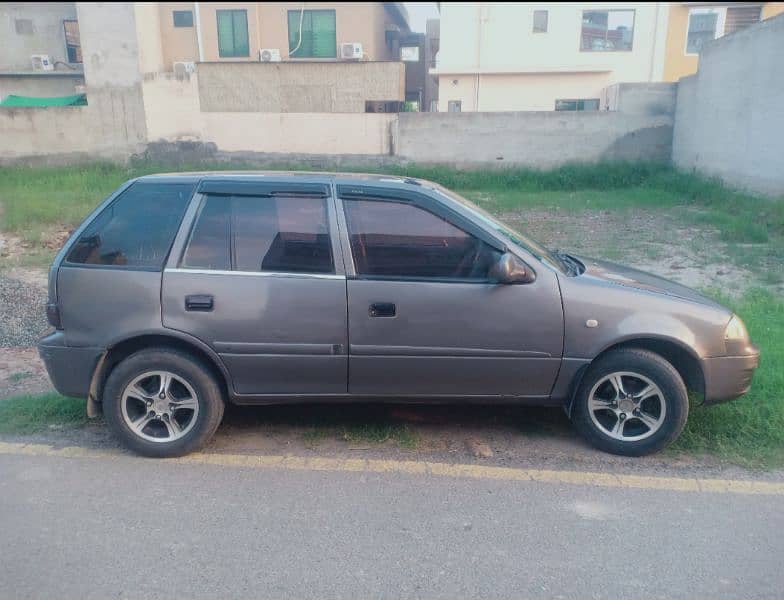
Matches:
[[431, 185, 566, 272]]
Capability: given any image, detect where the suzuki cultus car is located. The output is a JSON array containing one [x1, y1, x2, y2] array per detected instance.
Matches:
[[38, 173, 759, 457]]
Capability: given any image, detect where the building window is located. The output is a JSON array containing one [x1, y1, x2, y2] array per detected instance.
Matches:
[[533, 10, 548, 33], [63, 20, 82, 63], [217, 9, 249, 58], [401, 46, 420, 62], [555, 99, 600, 111], [686, 6, 760, 55], [15, 18, 34, 35], [173, 10, 194, 28], [287, 10, 337, 58], [725, 5, 761, 34], [581, 10, 634, 51], [686, 9, 722, 54], [448, 100, 462, 113]]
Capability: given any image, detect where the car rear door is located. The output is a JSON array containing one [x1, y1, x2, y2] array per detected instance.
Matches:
[[336, 184, 563, 398], [162, 179, 348, 398]]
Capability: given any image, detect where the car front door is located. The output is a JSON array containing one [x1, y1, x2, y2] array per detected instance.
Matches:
[[162, 180, 347, 398], [337, 185, 564, 398]]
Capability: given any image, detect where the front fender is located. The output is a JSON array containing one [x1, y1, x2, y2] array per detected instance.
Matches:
[[559, 275, 729, 360]]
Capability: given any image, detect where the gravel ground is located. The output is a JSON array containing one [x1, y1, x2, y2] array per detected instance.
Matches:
[[0, 271, 48, 347]]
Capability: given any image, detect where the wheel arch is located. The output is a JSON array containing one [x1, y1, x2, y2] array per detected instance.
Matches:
[[89, 331, 233, 410], [564, 336, 705, 417]]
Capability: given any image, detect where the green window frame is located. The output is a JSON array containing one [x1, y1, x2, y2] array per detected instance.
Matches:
[[287, 9, 336, 58], [217, 9, 249, 58]]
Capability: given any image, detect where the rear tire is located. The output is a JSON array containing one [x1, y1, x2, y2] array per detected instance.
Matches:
[[103, 348, 225, 458], [571, 348, 688, 456]]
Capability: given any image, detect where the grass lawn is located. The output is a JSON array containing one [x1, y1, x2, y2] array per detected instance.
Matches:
[[0, 161, 782, 467], [0, 393, 87, 434]]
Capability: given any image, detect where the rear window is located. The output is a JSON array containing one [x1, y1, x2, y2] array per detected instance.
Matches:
[[66, 182, 194, 269], [181, 194, 333, 274]]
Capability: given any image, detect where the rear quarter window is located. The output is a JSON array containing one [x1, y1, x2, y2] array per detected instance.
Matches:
[[66, 182, 194, 269]]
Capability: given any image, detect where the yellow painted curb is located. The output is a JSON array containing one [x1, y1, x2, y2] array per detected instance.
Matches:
[[1, 441, 782, 496]]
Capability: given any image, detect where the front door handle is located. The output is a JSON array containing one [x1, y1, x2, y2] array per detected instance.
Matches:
[[369, 302, 396, 318], [185, 294, 214, 311]]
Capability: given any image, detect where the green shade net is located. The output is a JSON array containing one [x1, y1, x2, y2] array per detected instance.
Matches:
[[0, 93, 87, 107]]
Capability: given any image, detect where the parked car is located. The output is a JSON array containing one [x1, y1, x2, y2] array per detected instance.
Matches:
[[38, 173, 759, 458]]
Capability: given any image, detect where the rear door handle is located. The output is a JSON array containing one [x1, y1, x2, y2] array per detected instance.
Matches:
[[185, 294, 214, 311], [369, 302, 396, 318]]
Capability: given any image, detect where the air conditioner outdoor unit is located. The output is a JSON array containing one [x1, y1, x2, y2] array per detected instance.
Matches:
[[173, 61, 196, 75], [341, 42, 363, 60], [259, 48, 282, 62], [31, 54, 54, 71]]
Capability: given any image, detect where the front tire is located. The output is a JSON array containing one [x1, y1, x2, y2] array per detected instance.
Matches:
[[103, 348, 225, 458], [571, 348, 688, 456]]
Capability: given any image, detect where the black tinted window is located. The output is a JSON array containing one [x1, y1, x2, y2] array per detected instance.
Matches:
[[182, 195, 333, 273], [343, 199, 501, 280], [66, 182, 193, 269]]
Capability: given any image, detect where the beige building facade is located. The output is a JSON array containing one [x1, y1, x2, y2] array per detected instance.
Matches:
[[144, 2, 408, 68]]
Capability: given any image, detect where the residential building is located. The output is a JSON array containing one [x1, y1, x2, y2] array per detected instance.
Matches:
[[0, 2, 419, 111], [0, 2, 85, 99], [432, 2, 784, 112], [432, 3, 671, 112], [662, 2, 784, 81], [150, 2, 409, 66]]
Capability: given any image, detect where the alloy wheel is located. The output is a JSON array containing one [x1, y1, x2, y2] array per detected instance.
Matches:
[[120, 371, 199, 443], [587, 371, 666, 442]]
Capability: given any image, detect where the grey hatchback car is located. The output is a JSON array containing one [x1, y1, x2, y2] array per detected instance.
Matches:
[[38, 173, 759, 458]]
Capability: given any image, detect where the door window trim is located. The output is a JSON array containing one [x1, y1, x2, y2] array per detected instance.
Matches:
[[336, 187, 507, 284]]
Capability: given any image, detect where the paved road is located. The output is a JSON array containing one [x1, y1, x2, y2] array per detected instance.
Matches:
[[1, 450, 782, 600]]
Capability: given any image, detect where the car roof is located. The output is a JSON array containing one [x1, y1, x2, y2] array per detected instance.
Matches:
[[135, 170, 434, 190]]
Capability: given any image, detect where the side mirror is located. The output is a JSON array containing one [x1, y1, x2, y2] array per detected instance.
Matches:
[[489, 252, 536, 284]]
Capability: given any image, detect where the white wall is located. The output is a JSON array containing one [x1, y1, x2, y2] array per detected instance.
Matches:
[[435, 2, 670, 111]]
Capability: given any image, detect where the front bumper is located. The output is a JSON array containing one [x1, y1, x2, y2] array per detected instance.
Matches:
[[701, 347, 760, 405], [38, 331, 103, 399]]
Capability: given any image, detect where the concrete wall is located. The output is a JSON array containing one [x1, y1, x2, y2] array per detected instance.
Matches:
[[0, 2, 78, 71], [196, 61, 405, 112], [0, 73, 84, 100], [2, 70, 673, 166], [396, 111, 673, 167], [602, 82, 676, 115], [141, 71, 395, 155], [672, 14, 784, 196]]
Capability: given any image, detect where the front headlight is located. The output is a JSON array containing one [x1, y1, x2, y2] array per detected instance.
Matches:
[[724, 314, 748, 341]]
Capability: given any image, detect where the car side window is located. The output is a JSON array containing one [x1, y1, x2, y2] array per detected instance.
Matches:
[[182, 194, 334, 274], [66, 182, 194, 269], [342, 198, 501, 280]]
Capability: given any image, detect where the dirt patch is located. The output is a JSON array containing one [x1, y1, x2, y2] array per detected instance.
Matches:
[[505, 207, 772, 295], [0, 347, 52, 398]]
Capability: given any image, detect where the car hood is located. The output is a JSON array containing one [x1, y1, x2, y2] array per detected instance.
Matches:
[[573, 256, 726, 310]]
